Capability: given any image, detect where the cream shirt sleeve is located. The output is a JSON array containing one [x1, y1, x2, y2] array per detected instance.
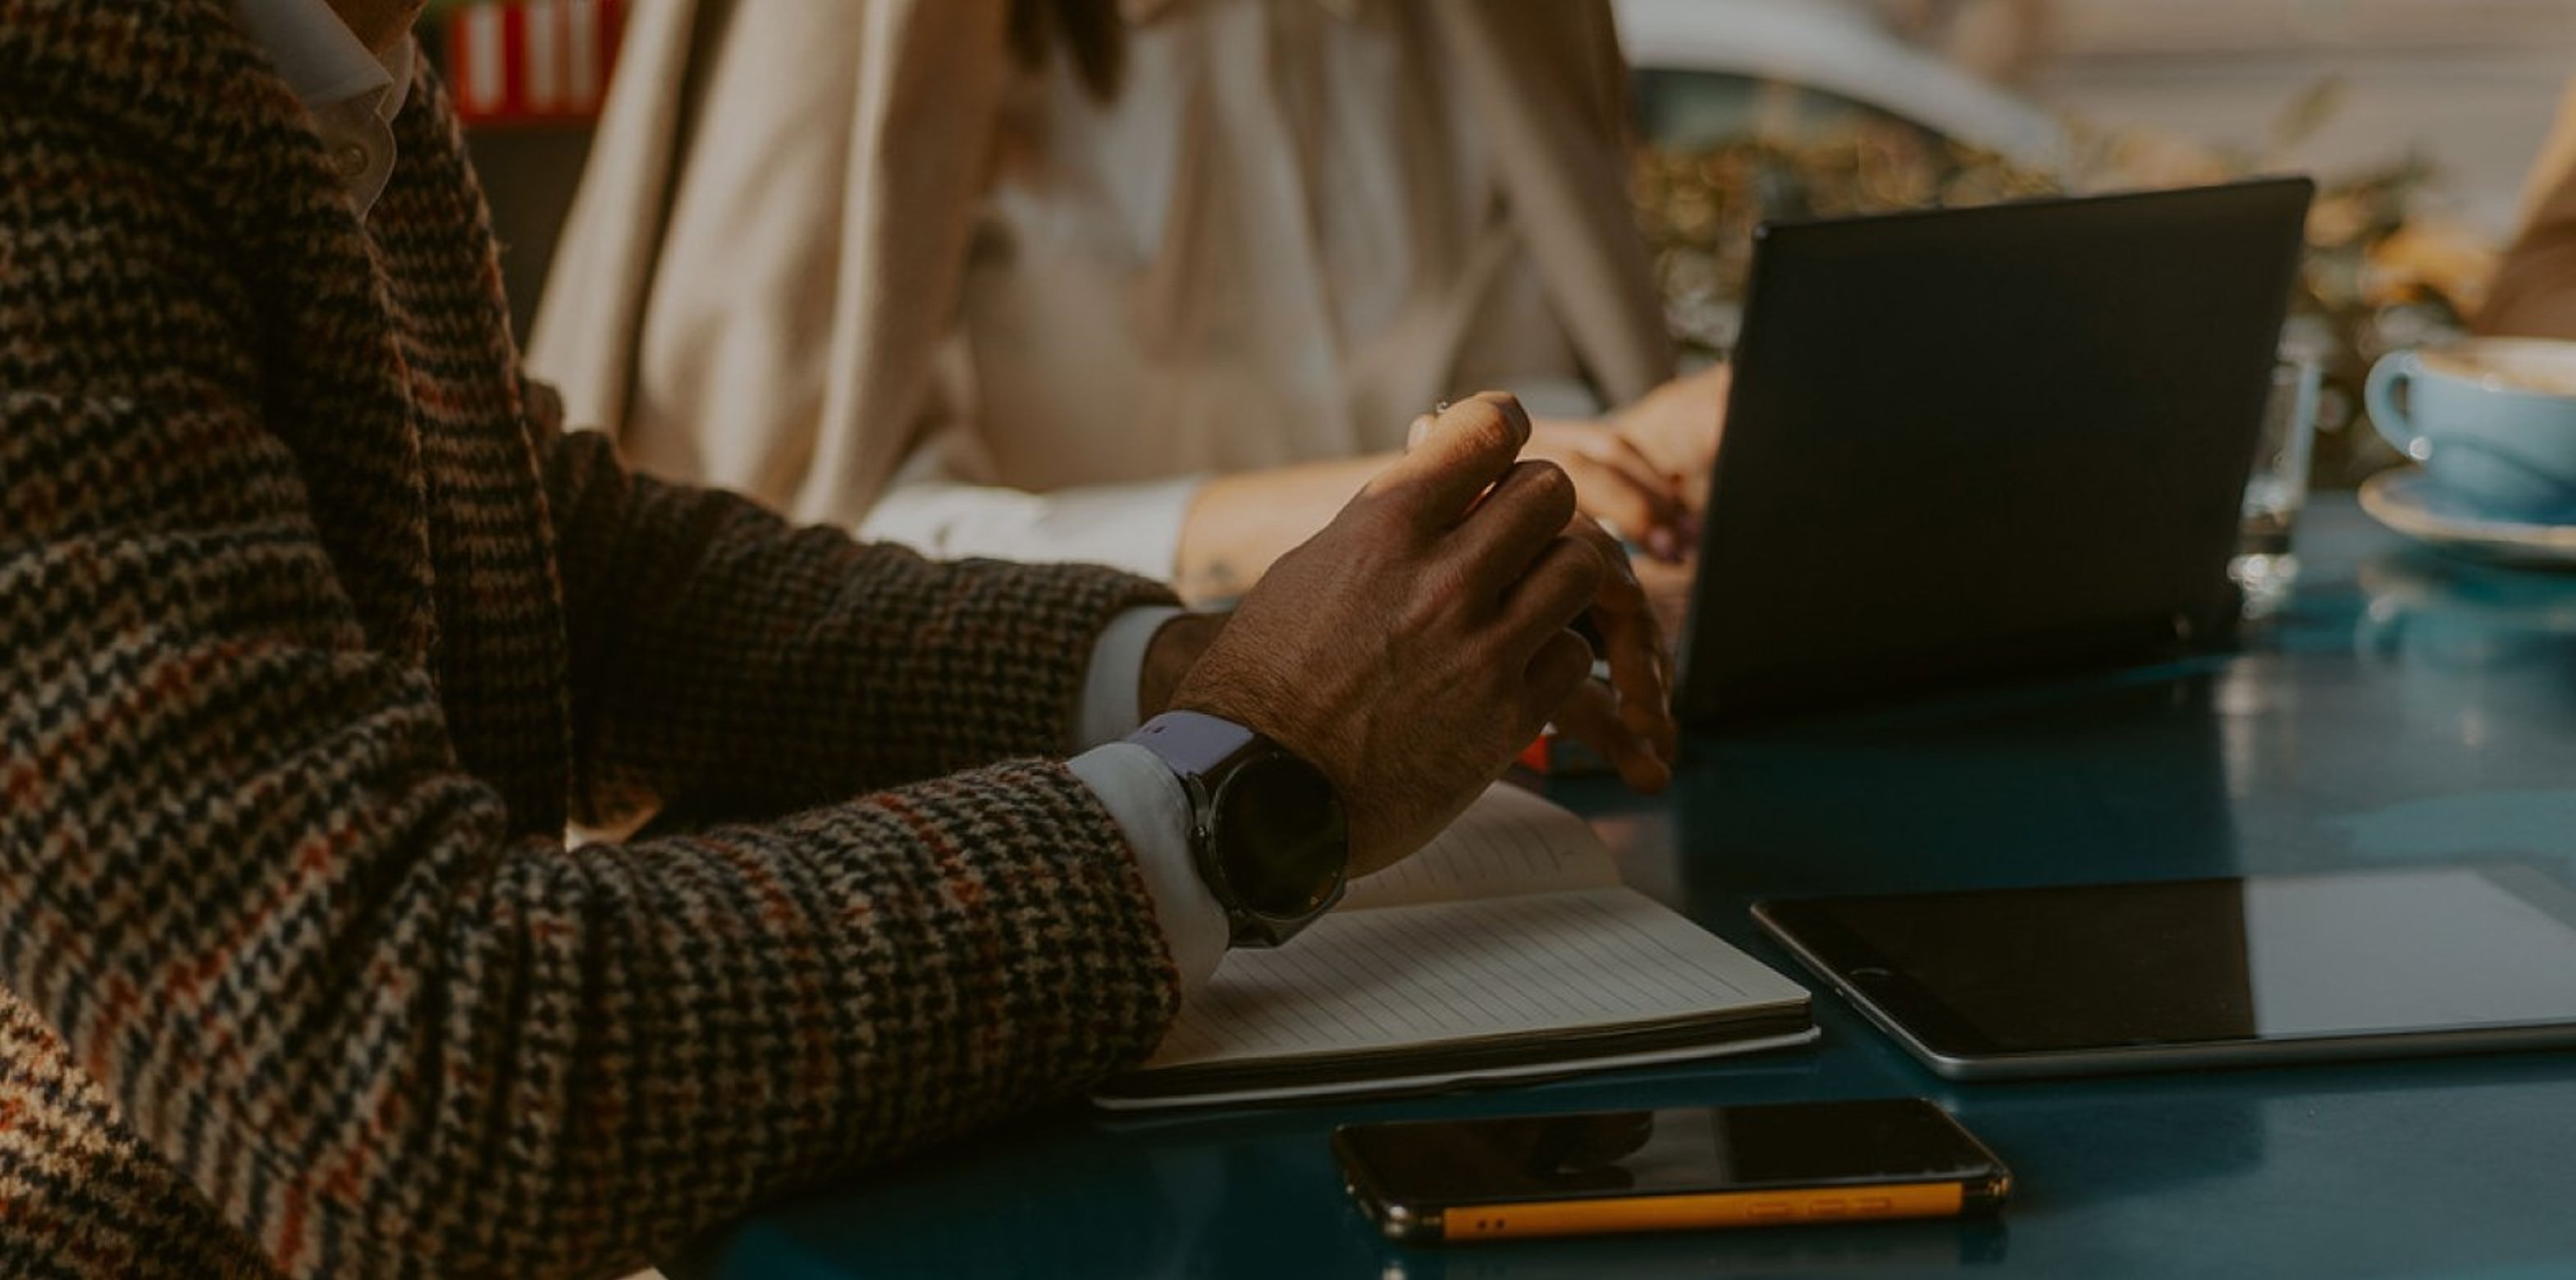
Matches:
[[1068, 608, 1227, 992], [859, 420, 1208, 582]]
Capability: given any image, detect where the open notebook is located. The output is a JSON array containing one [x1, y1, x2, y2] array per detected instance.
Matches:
[[1091, 784, 1816, 1110]]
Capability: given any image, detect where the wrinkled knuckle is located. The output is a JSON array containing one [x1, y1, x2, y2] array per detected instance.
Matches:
[[1455, 400, 1520, 459], [1537, 629, 1596, 693], [1395, 592, 1442, 640], [1514, 456, 1572, 501], [1516, 459, 1578, 522], [1517, 566, 1577, 630], [1560, 534, 1610, 590], [1396, 565, 1468, 637], [1336, 491, 1417, 550]]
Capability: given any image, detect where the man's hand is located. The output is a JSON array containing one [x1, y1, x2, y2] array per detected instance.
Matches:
[[1170, 394, 1677, 877], [1547, 512, 1679, 791]]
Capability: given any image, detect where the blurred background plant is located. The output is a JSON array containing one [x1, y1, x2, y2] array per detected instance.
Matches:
[[1631, 72, 2493, 488]]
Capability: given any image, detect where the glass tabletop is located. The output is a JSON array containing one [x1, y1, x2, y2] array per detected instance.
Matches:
[[679, 496, 2576, 1280]]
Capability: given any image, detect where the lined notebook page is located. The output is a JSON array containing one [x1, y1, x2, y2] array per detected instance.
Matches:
[[1145, 887, 1806, 1070], [1337, 783, 1623, 912]]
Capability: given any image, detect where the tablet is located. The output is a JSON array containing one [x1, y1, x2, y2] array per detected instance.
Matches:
[[1754, 866, 2576, 1080]]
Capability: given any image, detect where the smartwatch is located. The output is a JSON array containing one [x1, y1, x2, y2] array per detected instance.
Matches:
[[1126, 711, 1350, 948]]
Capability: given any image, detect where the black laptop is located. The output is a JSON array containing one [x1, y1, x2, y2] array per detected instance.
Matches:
[[1676, 178, 2315, 725]]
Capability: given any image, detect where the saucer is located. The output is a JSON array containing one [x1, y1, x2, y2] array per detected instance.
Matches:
[[2359, 469, 2576, 569]]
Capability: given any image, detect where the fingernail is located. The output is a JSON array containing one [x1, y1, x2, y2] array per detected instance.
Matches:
[[1647, 528, 1680, 561]]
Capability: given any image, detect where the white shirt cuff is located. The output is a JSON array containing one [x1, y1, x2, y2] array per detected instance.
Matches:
[[1068, 743, 1227, 993], [1076, 605, 1186, 751]]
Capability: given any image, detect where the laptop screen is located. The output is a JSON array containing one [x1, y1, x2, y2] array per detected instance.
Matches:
[[1680, 179, 2313, 723]]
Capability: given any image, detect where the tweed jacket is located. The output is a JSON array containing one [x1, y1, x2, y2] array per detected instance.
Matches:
[[0, 2, 1186, 1277]]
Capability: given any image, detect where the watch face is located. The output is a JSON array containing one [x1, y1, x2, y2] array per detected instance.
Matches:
[[1210, 753, 1349, 921]]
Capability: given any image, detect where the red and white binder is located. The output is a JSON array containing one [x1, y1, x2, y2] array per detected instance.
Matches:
[[445, 0, 625, 126]]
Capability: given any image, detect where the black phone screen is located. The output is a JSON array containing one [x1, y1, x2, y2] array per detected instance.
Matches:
[[1336, 1098, 2001, 1205]]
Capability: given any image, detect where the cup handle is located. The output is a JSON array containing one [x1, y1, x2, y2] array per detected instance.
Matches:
[[2367, 351, 2428, 463]]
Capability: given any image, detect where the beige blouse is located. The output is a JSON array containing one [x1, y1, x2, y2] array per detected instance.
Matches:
[[862, 0, 1592, 573], [528, 0, 1672, 568]]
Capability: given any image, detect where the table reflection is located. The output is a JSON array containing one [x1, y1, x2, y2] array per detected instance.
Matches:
[[682, 504, 2576, 1280], [2354, 546, 2576, 741]]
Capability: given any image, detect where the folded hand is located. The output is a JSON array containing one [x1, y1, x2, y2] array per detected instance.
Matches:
[[1166, 395, 1678, 875]]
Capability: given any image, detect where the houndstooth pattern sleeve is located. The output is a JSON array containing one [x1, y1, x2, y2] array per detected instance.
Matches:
[[537, 419, 1180, 825], [0, 5, 1185, 1277]]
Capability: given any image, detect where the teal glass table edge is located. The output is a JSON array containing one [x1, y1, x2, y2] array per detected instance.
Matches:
[[673, 497, 2576, 1280]]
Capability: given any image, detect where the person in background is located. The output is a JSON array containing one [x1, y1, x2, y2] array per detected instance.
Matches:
[[0, 0, 1677, 1275], [532, 0, 1726, 610], [2482, 77, 2576, 340]]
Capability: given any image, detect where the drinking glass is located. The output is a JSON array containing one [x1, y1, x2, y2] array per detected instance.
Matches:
[[2231, 358, 2323, 617]]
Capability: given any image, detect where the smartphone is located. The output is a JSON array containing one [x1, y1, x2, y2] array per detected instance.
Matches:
[[1334, 1097, 2010, 1245]]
